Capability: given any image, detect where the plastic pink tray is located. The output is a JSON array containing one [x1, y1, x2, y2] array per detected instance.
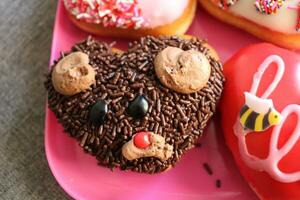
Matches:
[[45, 1, 259, 199]]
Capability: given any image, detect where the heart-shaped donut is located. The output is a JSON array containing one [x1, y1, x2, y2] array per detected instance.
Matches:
[[45, 36, 224, 173], [220, 43, 300, 199]]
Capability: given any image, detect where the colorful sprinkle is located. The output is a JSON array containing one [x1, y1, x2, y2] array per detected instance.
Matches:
[[216, 179, 222, 188], [64, 0, 149, 29], [203, 162, 213, 175], [287, 1, 300, 31], [213, 0, 239, 9], [296, 2, 300, 32], [254, 0, 285, 14]]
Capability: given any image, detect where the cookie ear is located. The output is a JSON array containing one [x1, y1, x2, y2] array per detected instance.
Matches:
[[51, 52, 96, 96], [154, 46, 211, 94]]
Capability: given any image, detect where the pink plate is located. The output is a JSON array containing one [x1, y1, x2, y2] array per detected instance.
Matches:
[[45, 1, 259, 199]]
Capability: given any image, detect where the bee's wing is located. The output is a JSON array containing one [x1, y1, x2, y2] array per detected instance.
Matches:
[[245, 92, 273, 114]]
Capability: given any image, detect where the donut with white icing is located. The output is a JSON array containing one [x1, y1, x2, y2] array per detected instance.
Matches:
[[199, 0, 300, 49], [63, 0, 197, 38], [220, 43, 300, 199]]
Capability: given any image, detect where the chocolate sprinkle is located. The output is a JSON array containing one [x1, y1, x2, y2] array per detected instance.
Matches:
[[195, 143, 202, 148], [216, 179, 222, 188], [45, 36, 225, 173], [203, 162, 213, 175]]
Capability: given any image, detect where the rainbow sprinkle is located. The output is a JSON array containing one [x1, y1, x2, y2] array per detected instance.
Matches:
[[64, 0, 149, 29], [287, 1, 300, 31], [297, 3, 300, 32], [214, 0, 239, 9], [254, 0, 285, 14]]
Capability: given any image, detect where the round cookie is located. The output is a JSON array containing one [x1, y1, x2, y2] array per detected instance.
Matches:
[[51, 52, 96, 96], [45, 36, 225, 173], [154, 46, 211, 94]]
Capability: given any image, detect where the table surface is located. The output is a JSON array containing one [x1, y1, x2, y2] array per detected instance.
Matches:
[[0, 0, 69, 199]]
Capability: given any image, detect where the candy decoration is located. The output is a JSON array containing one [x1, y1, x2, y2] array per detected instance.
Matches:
[[64, 0, 148, 29], [239, 92, 282, 132], [128, 95, 149, 118], [89, 100, 108, 125], [254, 0, 285, 14], [133, 131, 151, 149]]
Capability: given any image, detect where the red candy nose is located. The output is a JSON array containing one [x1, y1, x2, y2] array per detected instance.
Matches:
[[133, 131, 151, 149]]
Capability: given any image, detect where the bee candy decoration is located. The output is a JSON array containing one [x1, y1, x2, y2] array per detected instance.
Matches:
[[239, 92, 282, 132]]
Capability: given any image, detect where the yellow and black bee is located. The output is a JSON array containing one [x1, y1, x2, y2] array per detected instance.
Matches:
[[239, 92, 282, 132]]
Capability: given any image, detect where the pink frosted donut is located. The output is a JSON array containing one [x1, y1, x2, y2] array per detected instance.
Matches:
[[63, 0, 197, 38]]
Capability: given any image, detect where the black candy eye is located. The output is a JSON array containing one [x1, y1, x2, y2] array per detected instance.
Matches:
[[89, 100, 108, 125], [128, 95, 149, 119]]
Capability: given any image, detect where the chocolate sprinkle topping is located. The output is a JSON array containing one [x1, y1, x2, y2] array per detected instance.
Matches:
[[45, 36, 225, 173], [203, 162, 213, 175], [216, 179, 222, 188], [195, 143, 202, 148]]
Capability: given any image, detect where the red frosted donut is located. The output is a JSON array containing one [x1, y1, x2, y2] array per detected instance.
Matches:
[[63, 0, 197, 38], [220, 43, 300, 199]]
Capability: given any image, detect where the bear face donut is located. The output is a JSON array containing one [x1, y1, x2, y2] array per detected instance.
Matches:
[[45, 36, 225, 173], [63, 0, 197, 38], [220, 43, 300, 199], [199, 0, 300, 49]]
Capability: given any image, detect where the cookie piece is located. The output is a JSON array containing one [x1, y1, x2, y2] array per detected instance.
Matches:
[[51, 52, 96, 96], [45, 36, 225, 173], [122, 131, 173, 161], [154, 46, 211, 94]]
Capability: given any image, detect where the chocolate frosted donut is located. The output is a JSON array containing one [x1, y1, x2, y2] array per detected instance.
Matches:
[[45, 36, 225, 173]]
